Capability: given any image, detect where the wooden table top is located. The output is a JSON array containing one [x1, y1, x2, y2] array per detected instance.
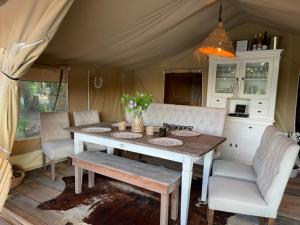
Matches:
[[67, 123, 226, 158]]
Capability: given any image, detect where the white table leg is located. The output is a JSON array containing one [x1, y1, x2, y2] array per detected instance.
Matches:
[[180, 157, 193, 225], [74, 133, 84, 154], [107, 147, 114, 155], [201, 150, 214, 202]]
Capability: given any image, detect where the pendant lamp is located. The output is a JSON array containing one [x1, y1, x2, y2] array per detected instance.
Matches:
[[197, 1, 235, 58]]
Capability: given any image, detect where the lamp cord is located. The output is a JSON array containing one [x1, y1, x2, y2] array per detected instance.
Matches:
[[218, 0, 223, 22]]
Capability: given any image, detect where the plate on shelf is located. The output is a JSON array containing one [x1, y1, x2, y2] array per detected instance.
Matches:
[[81, 127, 112, 133], [147, 137, 183, 147], [171, 130, 200, 137], [111, 132, 143, 139]]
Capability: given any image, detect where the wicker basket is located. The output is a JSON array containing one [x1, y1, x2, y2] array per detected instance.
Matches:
[[10, 166, 25, 189]]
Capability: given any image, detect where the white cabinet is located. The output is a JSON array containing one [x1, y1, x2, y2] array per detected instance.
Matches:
[[220, 118, 272, 164], [207, 50, 282, 164]]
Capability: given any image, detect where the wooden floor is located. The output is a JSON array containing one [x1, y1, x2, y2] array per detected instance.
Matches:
[[1, 160, 300, 225]]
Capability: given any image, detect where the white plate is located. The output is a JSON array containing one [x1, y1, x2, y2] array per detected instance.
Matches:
[[147, 137, 183, 147], [171, 130, 200, 137], [111, 132, 143, 139], [81, 127, 112, 133]]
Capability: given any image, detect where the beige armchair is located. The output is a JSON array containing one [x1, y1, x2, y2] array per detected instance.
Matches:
[[213, 125, 280, 182], [73, 110, 107, 151], [207, 129, 299, 225], [40, 112, 74, 181]]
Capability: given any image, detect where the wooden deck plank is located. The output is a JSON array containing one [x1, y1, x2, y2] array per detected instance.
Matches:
[[15, 180, 59, 203], [5, 202, 47, 225], [0, 216, 12, 225], [279, 194, 300, 221], [6, 190, 63, 225], [26, 170, 65, 192], [22, 179, 61, 198]]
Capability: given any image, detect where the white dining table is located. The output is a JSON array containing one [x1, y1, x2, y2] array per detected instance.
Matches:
[[70, 124, 225, 225]]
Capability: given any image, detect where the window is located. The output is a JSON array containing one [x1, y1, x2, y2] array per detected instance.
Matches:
[[16, 80, 68, 139], [164, 71, 203, 106]]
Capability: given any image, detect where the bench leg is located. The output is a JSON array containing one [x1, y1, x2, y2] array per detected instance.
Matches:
[[42, 153, 47, 172], [88, 171, 95, 188], [51, 160, 55, 182], [259, 217, 265, 225], [267, 218, 276, 225], [160, 193, 169, 225], [75, 166, 83, 194], [207, 208, 214, 225], [171, 186, 179, 220], [107, 147, 114, 155]]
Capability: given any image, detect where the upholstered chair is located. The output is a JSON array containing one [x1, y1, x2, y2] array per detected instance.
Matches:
[[207, 132, 300, 225], [73, 110, 107, 152], [213, 125, 280, 182], [40, 112, 74, 181]]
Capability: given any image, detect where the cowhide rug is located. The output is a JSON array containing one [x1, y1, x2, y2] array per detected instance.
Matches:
[[38, 174, 232, 225]]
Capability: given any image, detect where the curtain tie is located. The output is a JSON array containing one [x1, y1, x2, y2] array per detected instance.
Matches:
[[1, 71, 19, 81]]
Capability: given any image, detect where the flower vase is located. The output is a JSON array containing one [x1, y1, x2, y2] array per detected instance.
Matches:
[[131, 112, 144, 133]]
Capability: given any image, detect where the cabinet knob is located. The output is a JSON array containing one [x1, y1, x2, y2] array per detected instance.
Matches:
[[242, 77, 245, 81], [257, 110, 262, 113], [248, 126, 253, 129], [229, 143, 232, 147], [236, 77, 239, 82], [235, 144, 238, 148], [258, 102, 262, 104], [216, 99, 220, 102]]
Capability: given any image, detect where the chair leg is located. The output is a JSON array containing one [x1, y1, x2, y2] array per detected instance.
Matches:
[[267, 218, 276, 225], [160, 193, 169, 225], [207, 208, 214, 225], [171, 186, 179, 220], [51, 160, 55, 182], [259, 217, 266, 225], [42, 153, 47, 172]]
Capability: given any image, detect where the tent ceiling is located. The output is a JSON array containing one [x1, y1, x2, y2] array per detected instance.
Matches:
[[35, 0, 300, 69]]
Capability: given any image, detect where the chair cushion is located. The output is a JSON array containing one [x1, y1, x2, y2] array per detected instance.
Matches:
[[212, 160, 256, 182], [73, 110, 100, 126], [252, 125, 280, 175], [208, 176, 270, 217], [255, 134, 293, 198], [40, 112, 71, 142], [42, 139, 74, 160], [84, 142, 107, 151]]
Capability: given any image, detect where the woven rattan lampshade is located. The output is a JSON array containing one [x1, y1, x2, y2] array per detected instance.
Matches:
[[198, 0, 235, 58], [198, 22, 235, 57]]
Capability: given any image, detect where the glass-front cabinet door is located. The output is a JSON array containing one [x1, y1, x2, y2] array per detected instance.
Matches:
[[240, 59, 273, 98], [212, 62, 238, 97]]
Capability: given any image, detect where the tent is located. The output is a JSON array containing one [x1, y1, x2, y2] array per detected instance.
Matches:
[[1, 0, 300, 215]]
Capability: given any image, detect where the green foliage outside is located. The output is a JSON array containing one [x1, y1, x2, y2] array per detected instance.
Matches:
[[16, 81, 67, 138], [121, 92, 152, 114]]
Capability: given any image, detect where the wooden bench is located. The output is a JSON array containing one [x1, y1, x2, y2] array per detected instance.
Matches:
[[72, 151, 181, 225]]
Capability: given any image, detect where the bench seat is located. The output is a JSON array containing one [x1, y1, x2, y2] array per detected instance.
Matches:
[[72, 151, 181, 225]]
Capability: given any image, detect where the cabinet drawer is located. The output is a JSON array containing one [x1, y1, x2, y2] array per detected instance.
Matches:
[[209, 97, 227, 108], [224, 122, 266, 138], [250, 107, 269, 118], [251, 99, 269, 108]]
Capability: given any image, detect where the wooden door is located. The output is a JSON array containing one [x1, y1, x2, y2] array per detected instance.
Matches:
[[164, 72, 202, 106]]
